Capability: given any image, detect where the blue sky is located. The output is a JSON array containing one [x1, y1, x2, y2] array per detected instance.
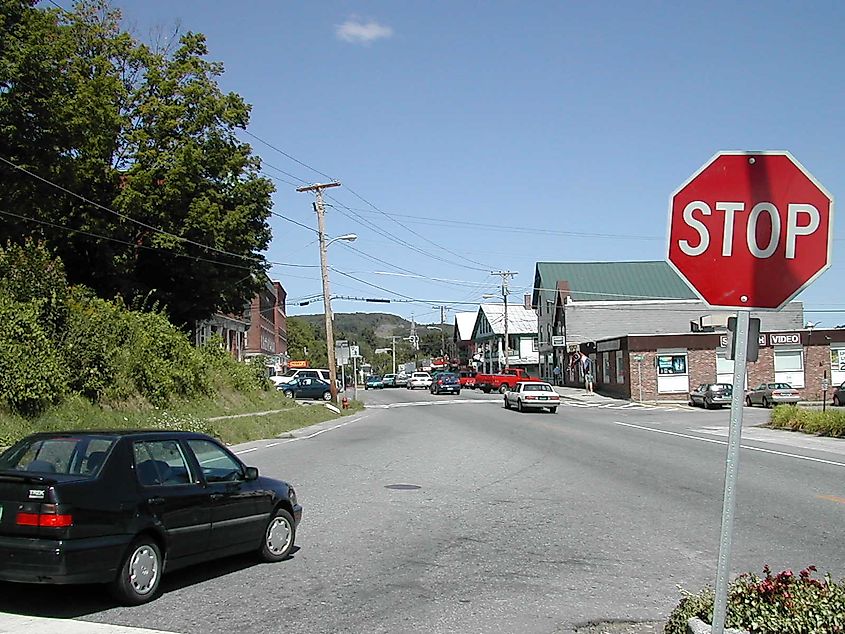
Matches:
[[89, 1, 845, 326]]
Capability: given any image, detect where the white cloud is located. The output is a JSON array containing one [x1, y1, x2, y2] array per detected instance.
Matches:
[[335, 18, 393, 45]]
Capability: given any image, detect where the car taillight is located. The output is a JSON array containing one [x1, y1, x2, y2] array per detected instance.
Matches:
[[16, 506, 73, 528]]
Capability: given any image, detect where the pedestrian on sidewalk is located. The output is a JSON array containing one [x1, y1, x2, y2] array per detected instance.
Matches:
[[579, 352, 594, 393], [552, 364, 561, 386]]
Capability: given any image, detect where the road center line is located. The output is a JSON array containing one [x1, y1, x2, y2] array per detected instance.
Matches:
[[612, 421, 845, 468]]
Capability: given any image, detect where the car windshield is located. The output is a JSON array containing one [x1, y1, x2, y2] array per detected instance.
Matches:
[[0, 435, 116, 477], [711, 384, 732, 391], [281, 369, 298, 377], [413, 373, 429, 378], [523, 384, 553, 392], [773, 383, 793, 389]]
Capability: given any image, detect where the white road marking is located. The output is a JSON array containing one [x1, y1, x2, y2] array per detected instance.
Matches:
[[234, 447, 258, 455], [613, 421, 845, 468]]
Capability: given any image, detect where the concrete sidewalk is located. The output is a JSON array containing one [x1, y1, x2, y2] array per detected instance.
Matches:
[[0, 614, 176, 634]]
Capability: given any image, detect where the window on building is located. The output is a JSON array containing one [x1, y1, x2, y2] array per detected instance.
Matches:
[[656, 349, 688, 394], [602, 352, 612, 383], [532, 338, 538, 352], [615, 350, 624, 384], [831, 347, 845, 385], [774, 347, 804, 388]]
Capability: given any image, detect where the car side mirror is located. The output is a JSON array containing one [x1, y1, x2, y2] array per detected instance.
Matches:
[[245, 466, 259, 481]]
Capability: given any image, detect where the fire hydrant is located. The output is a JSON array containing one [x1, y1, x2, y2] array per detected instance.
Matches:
[[341, 396, 350, 410]]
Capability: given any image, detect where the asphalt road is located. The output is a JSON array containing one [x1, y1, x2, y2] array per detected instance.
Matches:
[[1, 388, 843, 633]]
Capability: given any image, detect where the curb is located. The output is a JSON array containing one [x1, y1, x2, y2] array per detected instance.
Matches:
[[688, 617, 748, 634]]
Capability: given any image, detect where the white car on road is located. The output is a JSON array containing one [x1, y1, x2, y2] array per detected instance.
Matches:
[[504, 381, 560, 413], [407, 372, 433, 390]]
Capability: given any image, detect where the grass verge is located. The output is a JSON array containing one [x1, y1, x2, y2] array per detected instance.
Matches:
[[0, 390, 366, 447], [767, 405, 845, 438]]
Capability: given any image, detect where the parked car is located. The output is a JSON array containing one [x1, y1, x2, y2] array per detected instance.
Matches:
[[382, 374, 397, 388], [394, 373, 409, 388], [430, 372, 461, 395], [0, 431, 301, 605], [407, 372, 433, 390], [504, 381, 560, 413], [745, 382, 801, 407], [833, 382, 845, 406], [365, 375, 384, 390], [688, 383, 733, 409], [280, 377, 332, 401], [459, 371, 477, 389]]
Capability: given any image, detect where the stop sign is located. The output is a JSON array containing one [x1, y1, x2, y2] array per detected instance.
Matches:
[[668, 151, 834, 310]]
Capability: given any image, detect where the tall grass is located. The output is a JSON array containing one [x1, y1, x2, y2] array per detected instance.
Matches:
[[768, 405, 845, 438]]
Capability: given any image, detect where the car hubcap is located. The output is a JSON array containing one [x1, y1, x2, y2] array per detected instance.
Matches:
[[129, 545, 158, 595], [266, 516, 292, 555]]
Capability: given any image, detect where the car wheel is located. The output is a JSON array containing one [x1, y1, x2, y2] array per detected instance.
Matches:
[[499, 384, 509, 394], [284, 391, 294, 399], [688, 399, 695, 407], [834, 395, 841, 407], [704, 397, 712, 410], [549, 407, 557, 414], [258, 508, 296, 563], [745, 396, 752, 407], [517, 399, 523, 413], [504, 398, 510, 409], [763, 397, 771, 408], [456, 390, 461, 396], [322, 391, 332, 401], [110, 536, 162, 605]]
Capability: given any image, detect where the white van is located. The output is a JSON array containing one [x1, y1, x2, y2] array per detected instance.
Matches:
[[271, 369, 340, 390]]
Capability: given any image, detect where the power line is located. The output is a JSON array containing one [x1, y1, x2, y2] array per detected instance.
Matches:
[[0, 154, 270, 266]]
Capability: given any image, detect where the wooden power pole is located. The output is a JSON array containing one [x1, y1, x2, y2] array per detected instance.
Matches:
[[296, 181, 341, 402], [491, 271, 517, 370]]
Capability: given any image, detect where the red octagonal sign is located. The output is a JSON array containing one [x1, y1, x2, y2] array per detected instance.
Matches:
[[668, 151, 834, 310]]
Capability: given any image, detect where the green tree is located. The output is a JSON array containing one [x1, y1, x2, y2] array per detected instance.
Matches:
[[286, 317, 327, 368], [0, 0, 274, 328]]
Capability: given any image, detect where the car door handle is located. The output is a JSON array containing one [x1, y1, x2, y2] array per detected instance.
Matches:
[[209, 493, 224, 502], [147, 497, 165, 506]]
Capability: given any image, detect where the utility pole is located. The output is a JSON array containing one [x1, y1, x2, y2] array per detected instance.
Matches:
[[296, 181, 342, 402], [491, 271, 517, 371], [431, 305, 452, 361]]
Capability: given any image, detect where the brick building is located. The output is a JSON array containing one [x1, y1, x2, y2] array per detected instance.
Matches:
[[531, 260, 804, 384], [194, 277, 288, 368], [572, 327, 843, 403]]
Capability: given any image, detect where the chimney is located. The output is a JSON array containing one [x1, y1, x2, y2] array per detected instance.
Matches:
[[524, 294, 532, 310]]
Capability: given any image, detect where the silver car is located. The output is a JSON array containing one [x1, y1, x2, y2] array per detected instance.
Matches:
[[504, 381, 560, 413], [745, 382, 800, 408], [688, 383, 733, 409]]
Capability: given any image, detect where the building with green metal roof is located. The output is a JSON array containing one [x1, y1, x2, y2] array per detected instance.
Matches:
[[531, 260, 804, 382]]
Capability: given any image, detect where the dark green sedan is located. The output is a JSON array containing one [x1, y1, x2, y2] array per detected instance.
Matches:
[[280, 377, 333, 401]]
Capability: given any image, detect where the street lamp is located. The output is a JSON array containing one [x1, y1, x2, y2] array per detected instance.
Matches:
[[326, 233, 358, 247]]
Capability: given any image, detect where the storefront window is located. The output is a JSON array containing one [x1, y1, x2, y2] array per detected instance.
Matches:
[[615, 350, 624, 384], [831, 347, 845, 385], [656, 349, 688, 394], [774, 347, 804, 388]]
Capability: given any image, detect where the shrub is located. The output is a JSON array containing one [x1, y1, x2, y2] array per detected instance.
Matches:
[[0, 295, 67, 416], [769, 406, 845, 438], [665, 566, 845, 634], [0, 239, 69, 339], [198, 338, 269, 392]]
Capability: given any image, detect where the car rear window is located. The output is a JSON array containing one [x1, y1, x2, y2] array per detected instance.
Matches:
[[0, 435, 116, 478], [523, 384, 553, 392]]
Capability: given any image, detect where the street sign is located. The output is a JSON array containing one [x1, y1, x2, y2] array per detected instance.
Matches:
[[551, 335, 566, 347], [350, 345, 360, 359], [289, 360, 309, 369], [668, 151, 834, 310]]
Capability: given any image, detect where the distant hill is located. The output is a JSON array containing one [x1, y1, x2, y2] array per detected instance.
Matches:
[[295, 312, 453, 340]]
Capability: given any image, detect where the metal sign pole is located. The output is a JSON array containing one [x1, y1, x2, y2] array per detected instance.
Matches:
[[712, 309, 750, 634]]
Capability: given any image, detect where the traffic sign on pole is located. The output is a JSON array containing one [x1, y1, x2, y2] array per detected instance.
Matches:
[[667, 151, 834, 634], [668, 151, 833, 310]]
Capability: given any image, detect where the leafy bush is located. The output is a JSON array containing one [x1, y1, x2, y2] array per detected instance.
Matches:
[[0, 239, 69, 339], [198, 338, 269, 392], [769, 406, 845, 438], [665, 566, 845, 634], [0, 295, 67, 416]]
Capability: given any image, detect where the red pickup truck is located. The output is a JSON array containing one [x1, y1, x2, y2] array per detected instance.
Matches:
[[474, 368, 542, 393]]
